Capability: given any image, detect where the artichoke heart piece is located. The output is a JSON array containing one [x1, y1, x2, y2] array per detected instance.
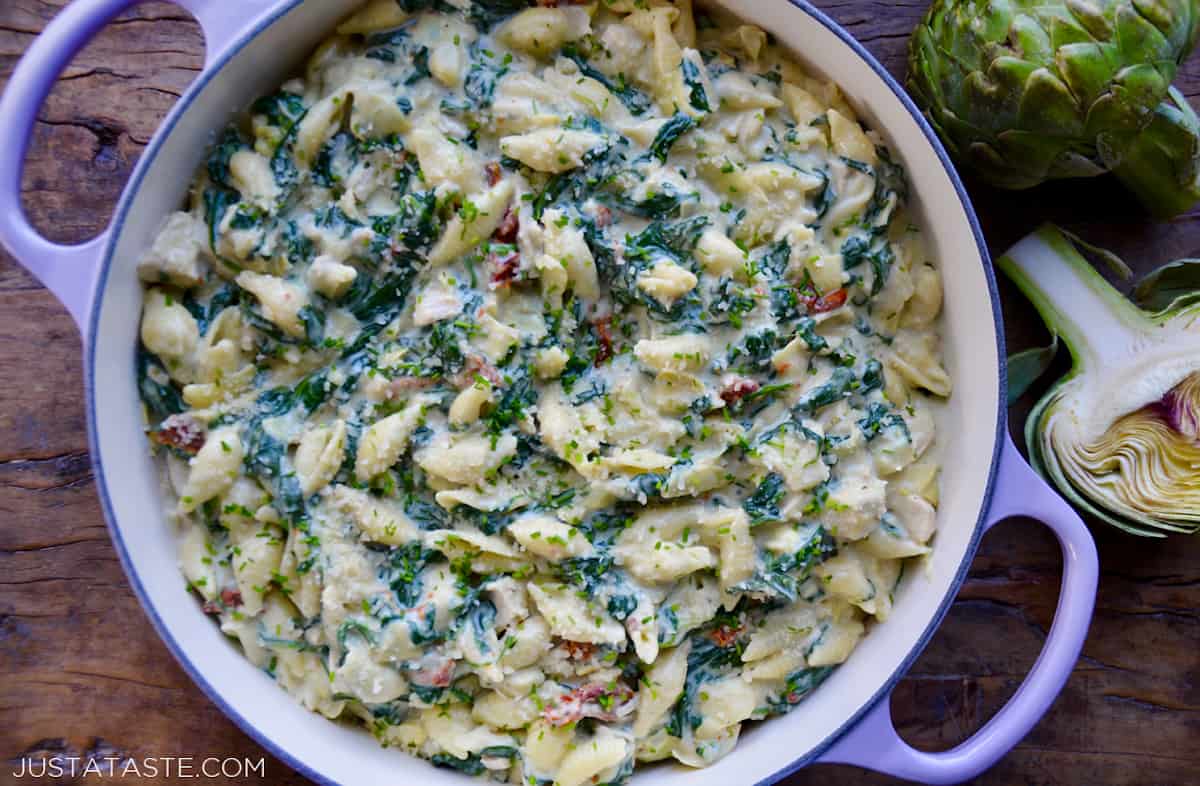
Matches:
[[908, 0, 1200, 218], [1001, 224, 1200, 536]]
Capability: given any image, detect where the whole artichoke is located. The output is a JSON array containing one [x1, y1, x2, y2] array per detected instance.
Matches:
[[909, 0, 1200, 218]]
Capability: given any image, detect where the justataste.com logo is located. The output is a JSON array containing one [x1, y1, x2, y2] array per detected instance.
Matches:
[[12, 755, 267, 779]]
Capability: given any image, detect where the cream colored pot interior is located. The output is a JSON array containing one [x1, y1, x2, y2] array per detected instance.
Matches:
[[89, 1, 1001, 783]]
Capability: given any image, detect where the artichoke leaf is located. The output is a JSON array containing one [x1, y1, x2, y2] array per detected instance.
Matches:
[[1007, 333, 1060, 405], [1133, 256, 1200, 312]]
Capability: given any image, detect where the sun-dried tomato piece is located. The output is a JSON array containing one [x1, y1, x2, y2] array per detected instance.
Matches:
[[493, 207, 519, 243], [388, 376, 436, 396], [489, 251, 521, 289], [593, 316, 614, 367], [412, 657, 455, 688], [800, 287, 848, 314], [453, 355, 502, 389], [542, 683, 636, 726], [708, 623, 743, 648], [151, 414, 205, 455], [484, 161, 503, 187], [593, 204, 613, 228], [720, 377, 760, 405], [560, 641, 598, 661]]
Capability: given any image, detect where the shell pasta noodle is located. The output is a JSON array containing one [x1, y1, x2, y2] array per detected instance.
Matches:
[[135, 0, 951, 782]]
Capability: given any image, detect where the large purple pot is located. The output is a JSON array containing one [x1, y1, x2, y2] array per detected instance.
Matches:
[[0, 1, 1099, 784]]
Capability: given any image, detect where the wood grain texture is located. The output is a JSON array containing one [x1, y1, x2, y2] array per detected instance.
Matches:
[[1, 1, 1197, 784]]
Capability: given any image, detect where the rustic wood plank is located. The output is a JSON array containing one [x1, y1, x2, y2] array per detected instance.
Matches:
[[1, 2, 1198, 785]]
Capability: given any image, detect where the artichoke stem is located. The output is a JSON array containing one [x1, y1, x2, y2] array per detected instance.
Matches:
[[1110, 88, 1200, 220], [998, 225, 1150, 373]]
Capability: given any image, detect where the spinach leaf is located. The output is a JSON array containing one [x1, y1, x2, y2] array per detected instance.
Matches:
[[866, 146, 907, 226], [743, 473, 785, 526], [466, 0, 533, 29], [484, 369, 537, 439], [182, 283, 238, 335], [137, 346, 184, 422], [373, 191, 440, 252], [757, 240, 791, 280], [840, 233, 895, 296], [649, 112, 695, 163], [610, 181, 695, 219], [405, 497, 449, 531], [798, 317, 830, 353], [281, 219, 315, 265], [313, 131, 358, 190], [681, 59, 710, 112], [241, 370, 333, 520], [340, 257, 422, 345], [666, 631, 742, 737], [532, 142, 626, 220], [708, 277, 757, 328], [792, 366, 858, 416], [574, 509, 632, 548], [242, 423, 305, 521], [860, 358, 885, 393], [206, 128, 245, 189], [607, 592, 638, 621], [252, 91, 306, 129], [765, 666, 834, 715], [462, 49, 510, 110], [405, 46, 432, 85], [730, 526, 836, 602], [558, 554, 614, 594], [202, 187, 239, 263], [726, 329, 778, 375], [625, 215, 709, 263], [858, 401, 909, 441], [252, 92, 308, 201], [430, 754, 485, 776], [812, 169, 835, 218]]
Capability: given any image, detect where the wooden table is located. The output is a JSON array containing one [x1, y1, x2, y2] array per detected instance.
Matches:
[[2, 2, 1197, 783]]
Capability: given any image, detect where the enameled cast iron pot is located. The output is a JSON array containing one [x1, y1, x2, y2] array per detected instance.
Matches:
[[0, 1, 1100, 783]]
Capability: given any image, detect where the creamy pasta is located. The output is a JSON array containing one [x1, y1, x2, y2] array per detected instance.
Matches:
[[135, 1, 951, 781]]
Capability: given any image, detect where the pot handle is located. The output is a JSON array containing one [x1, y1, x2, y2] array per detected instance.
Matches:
[[0, 0, 274, 335], [817, 433, 1098, 784]]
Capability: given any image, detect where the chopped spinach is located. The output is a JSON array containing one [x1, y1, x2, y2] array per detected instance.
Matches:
[[730, 526, 836, 602], [681, 59, 710, 112], [484, 369, 537, 439], [611, 181, 696, 219], [649, 112, 695, 163], [765, 666, 834, 715], [206, 128, 245, 190], [744, 473, 785, 526], [466, 0, 533, 29], [405, 46, 432, 85], [858, 401, 909, 441], [840, 233, 895, 296], [792, 366, 858, 417], [666, 630, 742, 737], [462, 48, 510, 110], [136, 346, 184, 422]]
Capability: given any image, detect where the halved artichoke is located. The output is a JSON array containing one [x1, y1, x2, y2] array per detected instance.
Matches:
[[1001, 224, 1200, 536]]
